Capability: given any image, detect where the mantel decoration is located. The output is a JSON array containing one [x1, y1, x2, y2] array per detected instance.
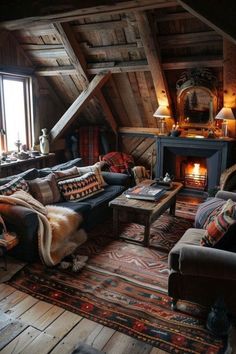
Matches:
[[39, 128, 50, 155], [215, 107, 235, 137], [153, 105, 170, 135], [176, 68, 219, 129]]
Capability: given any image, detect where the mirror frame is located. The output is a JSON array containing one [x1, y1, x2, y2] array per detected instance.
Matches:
[[176, 68, 218, 129], [177, 86, 217, 128]]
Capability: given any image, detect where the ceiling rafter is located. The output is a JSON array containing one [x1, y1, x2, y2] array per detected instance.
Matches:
[[50, 73, 111, 141], [135, 11, 171, 109], [50, 22, 117, 135]]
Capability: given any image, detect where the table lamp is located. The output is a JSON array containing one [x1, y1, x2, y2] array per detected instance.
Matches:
[[153, 106, 170, 135], [215, 107, 235, 137]]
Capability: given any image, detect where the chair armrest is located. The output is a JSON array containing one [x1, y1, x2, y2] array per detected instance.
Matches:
[[215, 190, 236, 201], [0, 203, 39, 262], [179, 245, 236, 281], [101, 172, 131, 187]]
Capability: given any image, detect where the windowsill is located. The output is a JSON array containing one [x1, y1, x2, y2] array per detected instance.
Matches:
[[0, 153, 55, 168]]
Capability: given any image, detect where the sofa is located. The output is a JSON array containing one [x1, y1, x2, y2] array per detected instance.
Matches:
[[0, 158, 130, 263], [168, 190, 236, 316]]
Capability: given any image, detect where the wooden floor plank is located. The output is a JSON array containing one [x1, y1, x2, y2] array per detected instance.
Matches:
[[0, 290, 27, 312], [45, 310, 82, 337], [0, 326, 40, 354], [50, 318, 104, 354], [0, 320, 27, 351], [103, 332, 153, 353], [18, 300, 54, 325], [31, 305, 65, 330], [0, 284, 15, 300], [8, 295, 39, 318], [18, 331, 60, 354], [92, 326, 116, 351]]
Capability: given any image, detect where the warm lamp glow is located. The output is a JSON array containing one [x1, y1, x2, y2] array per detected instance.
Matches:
[[215, 107, 235, 120], [153, 105, 170, 118]]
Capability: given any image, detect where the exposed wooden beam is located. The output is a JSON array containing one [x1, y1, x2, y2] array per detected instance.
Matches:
[[156, 11, 194, 22], [135, 11, 170, 107], [87, 60, 149, 74], [159, 31, 222, 48], [178, 0, 236, 45], [50, 73, 111, 141], [28, 48, 68, 59], [53, 22, 89, 89], [35, 65, 76, 76], [162, 56, 223, 70], [81, 42, 143, 54], [73, 19, 129, 32], [119, 127, 159, 135], [0, 0, 178, 30]]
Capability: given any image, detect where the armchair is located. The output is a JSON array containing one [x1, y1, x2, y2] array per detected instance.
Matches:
[[168, 190, 236, 315]]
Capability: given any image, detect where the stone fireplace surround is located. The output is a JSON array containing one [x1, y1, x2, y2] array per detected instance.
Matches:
[[156, 136, 236, 191]]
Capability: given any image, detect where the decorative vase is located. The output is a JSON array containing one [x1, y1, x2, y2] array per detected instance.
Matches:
[[39, 128, 49, 155]]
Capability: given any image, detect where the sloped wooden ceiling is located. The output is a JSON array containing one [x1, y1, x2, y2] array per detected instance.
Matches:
[[0, 0, 228, 142]]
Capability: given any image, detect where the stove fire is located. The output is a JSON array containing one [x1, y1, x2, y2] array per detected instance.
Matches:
[[184, 162, 207, 190]]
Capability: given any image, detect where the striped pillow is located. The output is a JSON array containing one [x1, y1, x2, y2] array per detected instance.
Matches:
[[57, 172, 103, 202], [201, 199, 236, 247], [0, 176, 29, 196], [28, 173, 61, 205]]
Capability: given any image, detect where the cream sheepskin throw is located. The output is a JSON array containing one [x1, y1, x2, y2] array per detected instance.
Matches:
[[0, 190, 87, 266]]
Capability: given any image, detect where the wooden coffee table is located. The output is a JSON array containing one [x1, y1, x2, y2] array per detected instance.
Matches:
[[109, 180, 183, 247]]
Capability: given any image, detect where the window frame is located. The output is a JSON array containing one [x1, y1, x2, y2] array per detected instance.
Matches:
[[0, 72, 34, 153]]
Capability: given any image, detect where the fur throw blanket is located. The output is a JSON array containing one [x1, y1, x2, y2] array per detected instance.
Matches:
[[0, 190, 87, 266]]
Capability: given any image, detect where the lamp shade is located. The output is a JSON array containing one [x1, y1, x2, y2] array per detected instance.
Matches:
[[153, 105, 170, 118], [215, 107, 235, 120]]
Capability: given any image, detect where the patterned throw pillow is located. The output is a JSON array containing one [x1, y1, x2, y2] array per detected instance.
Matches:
[[57, 172, 103, 202], [76, 163, 106, 188], [0, 176, 29, 196], [28, 173, 61, 205], [54, 166, 78, 179], [201, 199, 236, 247]]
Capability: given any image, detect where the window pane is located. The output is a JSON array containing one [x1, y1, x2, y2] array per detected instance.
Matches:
[[3, 79, 27, 151]]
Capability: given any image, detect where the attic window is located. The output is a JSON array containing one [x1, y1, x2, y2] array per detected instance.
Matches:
[[0, 73, 33, 153]]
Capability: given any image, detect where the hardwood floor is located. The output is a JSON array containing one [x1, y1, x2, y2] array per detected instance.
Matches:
[[0, 281, 167, 354]]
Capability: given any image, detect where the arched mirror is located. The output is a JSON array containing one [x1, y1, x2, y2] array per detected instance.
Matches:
[[176, 68, 218, 128]]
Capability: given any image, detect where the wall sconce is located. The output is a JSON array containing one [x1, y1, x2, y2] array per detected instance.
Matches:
[[153, 106, 170, 135], [215, 107, 235, 137]]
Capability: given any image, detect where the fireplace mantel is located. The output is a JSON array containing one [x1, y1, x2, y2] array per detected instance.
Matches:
[[156, 136, 236, 190]]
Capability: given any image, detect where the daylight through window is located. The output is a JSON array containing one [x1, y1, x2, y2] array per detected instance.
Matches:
[[0, 73, 33, 153]]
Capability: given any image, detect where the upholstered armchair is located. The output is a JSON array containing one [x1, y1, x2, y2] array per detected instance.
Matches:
[[219, 164, 236, 191], [168, 190, 236, 316]]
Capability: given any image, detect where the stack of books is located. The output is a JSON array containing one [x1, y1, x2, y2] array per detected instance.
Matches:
[[124, 185, 166, 201]]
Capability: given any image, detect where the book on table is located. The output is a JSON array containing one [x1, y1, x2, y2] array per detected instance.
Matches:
[[124, 185, 166, 201]]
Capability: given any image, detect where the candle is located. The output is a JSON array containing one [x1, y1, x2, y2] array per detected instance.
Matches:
[[172, 124, 176, 130]]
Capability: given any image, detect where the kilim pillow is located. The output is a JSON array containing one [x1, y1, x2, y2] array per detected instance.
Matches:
[[28, 173, 61, 205], [57, 172, 103, 202], [76, 163, 106, 188], [0, 176, 29, 196], [201, 199, 236, 247]]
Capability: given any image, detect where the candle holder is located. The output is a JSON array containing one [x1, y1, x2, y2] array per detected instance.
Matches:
[[15, 139, 22, 153]]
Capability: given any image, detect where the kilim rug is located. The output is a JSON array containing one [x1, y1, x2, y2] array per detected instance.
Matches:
[[8, 214, 224, 354]]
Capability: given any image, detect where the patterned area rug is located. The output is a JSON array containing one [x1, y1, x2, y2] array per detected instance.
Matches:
[[8, 214, 223, 354]]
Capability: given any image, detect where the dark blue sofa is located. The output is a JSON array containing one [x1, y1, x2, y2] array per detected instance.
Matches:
[[0, 159, 130, 262]]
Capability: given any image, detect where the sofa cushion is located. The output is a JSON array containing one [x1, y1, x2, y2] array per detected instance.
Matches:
[[54, 166, 78, 179], [80, 185, 125, 209], [53, 201, 91, 215], [77, 163, 106, 188], [194, 197, 226, 228], [57, 172, 103, 202], [38, 158, 82, 177], [0, 168, 39, 186], [0, 176, 29, 196], [28, 173, 61, 205], [201, 199, 236, 247], [168, 228, 205, 271]]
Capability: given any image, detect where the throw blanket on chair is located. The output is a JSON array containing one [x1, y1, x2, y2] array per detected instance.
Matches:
[[0, 190, 87, 266]]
